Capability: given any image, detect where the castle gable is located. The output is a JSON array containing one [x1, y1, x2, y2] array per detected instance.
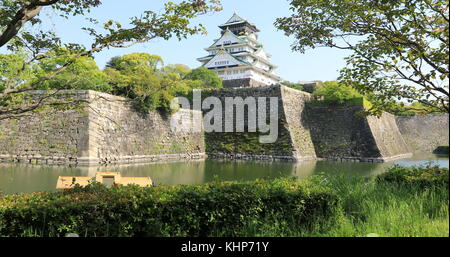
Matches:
[[203, 50, 247, 69], [211, 30, 244, 47], [225, 13, 246, 24]]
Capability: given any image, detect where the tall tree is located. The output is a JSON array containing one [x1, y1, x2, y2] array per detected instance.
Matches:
[[0, 0, 222, 120], [104, 53, 208, 113], [162, 64, 192, 78], [185, 67, 222, 89], [36, 54, 110, 92], [275, 0, 449, 115]]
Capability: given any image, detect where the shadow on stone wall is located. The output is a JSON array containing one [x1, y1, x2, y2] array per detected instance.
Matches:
[[301, 104, 382, 161]]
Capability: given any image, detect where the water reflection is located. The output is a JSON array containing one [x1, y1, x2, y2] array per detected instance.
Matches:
[[0, 153, 448, 194]]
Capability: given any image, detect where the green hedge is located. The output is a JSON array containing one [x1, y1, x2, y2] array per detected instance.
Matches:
[[376, 165, 449, 188], [0, 178, 340, 237], [433, 146, 449, 155]]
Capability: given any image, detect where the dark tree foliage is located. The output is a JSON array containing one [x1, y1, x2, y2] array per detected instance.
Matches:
[[276, 0, 449, 115], [0, 0, 222, 120]]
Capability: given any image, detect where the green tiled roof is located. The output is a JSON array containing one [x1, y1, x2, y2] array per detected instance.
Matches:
[[201, 50, 252, 68]]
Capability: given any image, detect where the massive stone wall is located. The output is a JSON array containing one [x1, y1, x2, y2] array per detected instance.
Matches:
[[0, 91, 205, 165], [2, 88, 443, 166], [280, 87, 317, 160], [305, 105, 411, 162], [305, 105, 379, 160], [395, 114, 449, 153], [366, 113, 412, 161], [204, 85, 412, 162], [0, 91, 90, 164], [204, 85, 317, 161]]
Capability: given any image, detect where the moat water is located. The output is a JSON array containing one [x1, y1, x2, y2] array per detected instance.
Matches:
[[0, 153, 448, 194]]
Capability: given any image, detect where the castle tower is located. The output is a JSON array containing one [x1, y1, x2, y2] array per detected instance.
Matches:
[[197, 13, 281, 88]]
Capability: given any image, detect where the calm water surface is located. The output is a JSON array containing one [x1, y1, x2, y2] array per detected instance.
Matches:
[[0, 153, 448, 194]]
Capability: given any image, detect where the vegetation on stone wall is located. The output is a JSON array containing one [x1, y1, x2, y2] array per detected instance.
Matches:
[[104, 53, 222, 112], [433, 146, 449, 155], [205, 125, 294, 157], [312, 81, 362, 104], [281, 81, 304, 91], [310, 81, 373, 112], [307, 81, 381, 114], [387, 101, 446, 116]]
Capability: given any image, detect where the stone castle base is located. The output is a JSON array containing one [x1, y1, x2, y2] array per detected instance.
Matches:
[[319, 153, 414, 163], [0, 153, 207, 166], [396, 114, 449, 153], [1, 87, 446, 165], [222, 78, 274, 88], [204, 85, 413, 162], [0, 90, 205, 166]]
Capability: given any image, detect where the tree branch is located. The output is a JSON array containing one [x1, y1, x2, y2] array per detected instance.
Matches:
[[0, 0, 60, 47]]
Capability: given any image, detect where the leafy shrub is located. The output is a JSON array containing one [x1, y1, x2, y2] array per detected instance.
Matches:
[[387, 101, 445, 116], [0, 54, 28, 92], [433, 146, 449, 155], [281, 81, 304, 91], [105, 54, 222, 113], [185, 67, 222, 89], [36, 54, 111, 92], [104, 53, 178, 113], [313, 81, 363, 104], [162, 64, 192, 78], [0, 178, 341, 237], [376, 165, 449, 189], [1, 51, 111, 93]]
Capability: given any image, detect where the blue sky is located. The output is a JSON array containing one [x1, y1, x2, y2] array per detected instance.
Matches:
[[27, 0, 351, 82]]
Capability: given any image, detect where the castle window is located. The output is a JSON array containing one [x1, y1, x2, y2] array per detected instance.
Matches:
[[215, 61, 229, 66]]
